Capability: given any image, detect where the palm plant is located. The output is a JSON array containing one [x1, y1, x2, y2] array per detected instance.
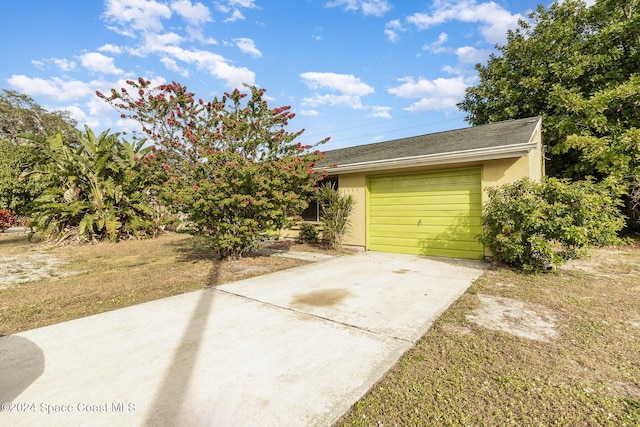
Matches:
[[317, 183, 354, 250], [26, 126, 160, 243]]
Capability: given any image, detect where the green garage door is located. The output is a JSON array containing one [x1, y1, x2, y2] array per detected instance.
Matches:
[[367, 167, 483, 259]]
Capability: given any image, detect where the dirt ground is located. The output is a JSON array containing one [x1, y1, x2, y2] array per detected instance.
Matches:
[[466, 245, 640, 342]]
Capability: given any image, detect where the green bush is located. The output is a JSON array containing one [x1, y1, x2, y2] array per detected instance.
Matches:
[[480, 178, 624, 271], [297, 222, 320, 244], [317, 183, 354, 250]]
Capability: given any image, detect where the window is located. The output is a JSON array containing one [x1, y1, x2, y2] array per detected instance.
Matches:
[[301, 176, 338, 222]]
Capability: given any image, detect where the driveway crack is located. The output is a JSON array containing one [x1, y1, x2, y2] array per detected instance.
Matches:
[[213, 288, 414, 344]]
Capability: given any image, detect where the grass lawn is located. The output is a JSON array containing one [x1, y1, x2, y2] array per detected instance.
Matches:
[[0, 230, 312, 335], [338, 245, 640, 426]]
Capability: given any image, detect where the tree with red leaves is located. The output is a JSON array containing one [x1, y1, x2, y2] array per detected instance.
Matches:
[[99, 79, 328, 259]]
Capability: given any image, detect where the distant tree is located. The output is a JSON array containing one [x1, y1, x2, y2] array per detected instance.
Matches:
[[0, 89, 77, 142], [458, 0, 640, 228], [0, 90, 77, 216], [0, 139, 53, 216], [98, 79, 328, 259]]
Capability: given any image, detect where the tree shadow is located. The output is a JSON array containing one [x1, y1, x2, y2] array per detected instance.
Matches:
[[143, 255, 221, 425], [170, 234, 269, 263], [0, 335, 45, 402], [167, 234, 221, 263], [419, 213, 484, 261]]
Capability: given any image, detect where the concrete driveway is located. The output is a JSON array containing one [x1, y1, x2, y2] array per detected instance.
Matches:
[[0, 251, 485, 427]]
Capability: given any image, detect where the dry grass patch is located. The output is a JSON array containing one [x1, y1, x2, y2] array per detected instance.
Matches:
[[339, 245, 640, 426], [0, 231, 308, 335]]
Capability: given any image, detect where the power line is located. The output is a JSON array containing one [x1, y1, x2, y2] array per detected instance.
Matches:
[[296, 105, 467, 144], [297, 108, 438, 140], [327, 116, 464, 145]]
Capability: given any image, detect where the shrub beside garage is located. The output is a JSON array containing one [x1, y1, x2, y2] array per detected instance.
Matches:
[[480, 178, 625, 271]]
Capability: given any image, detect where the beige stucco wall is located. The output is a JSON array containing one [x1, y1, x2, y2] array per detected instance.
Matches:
[[336, 174, 367, 248]]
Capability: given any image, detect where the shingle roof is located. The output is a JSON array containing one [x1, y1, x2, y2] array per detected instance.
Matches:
[[317, 116, 541, 168]]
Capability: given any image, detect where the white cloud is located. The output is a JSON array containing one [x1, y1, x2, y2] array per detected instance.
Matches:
[[407, 0, 525, 45], [234, 38, 262, 57], [384, 19, 404, 42], [139, 32, 184, 54], [326, 0, 357, 11], [301, 72, 374, 96], [161, 57, 190, 77], [300, 109, 320, 116], [54, 58, 78, 71], [388, 76, 469, 112], [103, 0, 172, 35], [361, 0, 392, 16], [31, 58, 78, 71], [79, 52, 124, 74], [224, 9, 245, 22], [228, 0, 256, 7], [171, 0, 211, 26], [161, 45, 255, 87], [301, 72, 374, 109], [312, 27, 323, 41], [59, 104, 94, 128], [7, 75, 96, 101], [302, 94, 364, 108], [215, 0, 256, 22], [369, 105, 391, 118], [422, 32, 448, 53], [384, 29, 398, 43], [30, 60, 45, 69], [98, 44, 123, 54], [171, 0, 212, 40], [326, 0, 391, 16], [455, 45, 491, 64], [63, 97, 120, 130], [104, 6, 255, 88], [100, 0, 255, 88]]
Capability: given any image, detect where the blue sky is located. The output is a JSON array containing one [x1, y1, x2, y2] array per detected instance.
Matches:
[[1, 0, 586, 151]]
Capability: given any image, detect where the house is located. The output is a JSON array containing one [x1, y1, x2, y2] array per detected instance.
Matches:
[[287, 116, 544, 260]]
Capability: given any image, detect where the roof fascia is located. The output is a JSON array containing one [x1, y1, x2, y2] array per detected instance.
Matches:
[[320, 141, 538, 175]]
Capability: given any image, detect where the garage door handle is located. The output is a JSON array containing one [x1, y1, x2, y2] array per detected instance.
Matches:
[[418, 219, 422, 226]]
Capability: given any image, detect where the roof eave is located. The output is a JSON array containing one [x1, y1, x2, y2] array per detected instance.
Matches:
[[318, 141, 538, 175]]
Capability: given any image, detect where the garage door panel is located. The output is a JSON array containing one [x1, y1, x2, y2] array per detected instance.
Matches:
[[369, 237, 483, 258], [371, 201, 481, 212], [370, 208, 483, 217], [371, 217, 482, 228], [370, 226, 483, 240], [368, 167, 483, 259], [370, 183, 481, 195], [370, 237, 482, 250], [370, 171, 479, 186], [370, 193, 480, 206]]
